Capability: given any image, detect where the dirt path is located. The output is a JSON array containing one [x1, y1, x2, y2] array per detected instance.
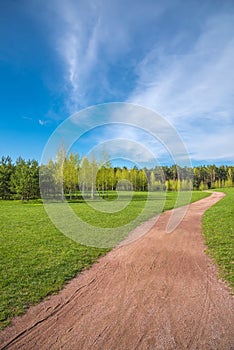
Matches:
[[0, 192, 233, 350]]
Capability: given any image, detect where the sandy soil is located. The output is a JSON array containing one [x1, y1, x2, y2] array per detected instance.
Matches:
[[0, 192, 233, 350]]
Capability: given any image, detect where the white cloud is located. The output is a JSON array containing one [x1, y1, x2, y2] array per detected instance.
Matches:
[[90, 138, 158, 165], [46, 1, 234, 163], [130, 15, 234, 122], [22, 116, 33, 121], [52, 0, 169, 112], [39, 119, 50, 126], [69, 103, 192, 167], [56, 2, 100, 110], [128, 13, 234, 161], [186, 126, 234, 162]]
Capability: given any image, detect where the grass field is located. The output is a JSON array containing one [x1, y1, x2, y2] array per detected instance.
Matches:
[[0, 191, 209, 329], [202, 188, 234, 290]]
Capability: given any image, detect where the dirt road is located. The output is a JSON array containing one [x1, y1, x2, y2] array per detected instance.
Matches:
[[0, 192, 233, 349]]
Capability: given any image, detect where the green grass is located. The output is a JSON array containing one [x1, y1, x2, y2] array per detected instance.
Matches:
[[69, 190, 210, 228], [202, 188, 234, 290], [0, 190, 209, 329]]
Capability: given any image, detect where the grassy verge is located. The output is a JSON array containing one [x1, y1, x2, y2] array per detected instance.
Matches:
[[202, 188, 234, 290], [68, 191, 210, 228], [0, 190, 209, 329]]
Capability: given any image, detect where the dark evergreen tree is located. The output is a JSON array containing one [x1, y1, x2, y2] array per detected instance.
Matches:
[[11, 158, 39, 200], [0, 156, 14, 199]]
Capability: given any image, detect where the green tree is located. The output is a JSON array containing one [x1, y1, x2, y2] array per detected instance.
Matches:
[[54, 147, 66, 201], [149, 171, 156, 191], [139, 169, 147, 191], [39, 160, 56, 199], [118, 167, 132, 190], [79, 157, 91, 198], [108, 167, 116, 191], [90, 154, 98, 199], [96, 165, 108, 197], [11, 158, 39, 200], [64, 152, 79, 199], [0, 156, 14, 199]]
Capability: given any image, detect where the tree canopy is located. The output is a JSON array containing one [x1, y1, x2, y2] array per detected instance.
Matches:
[[0, 153, 233, 200]]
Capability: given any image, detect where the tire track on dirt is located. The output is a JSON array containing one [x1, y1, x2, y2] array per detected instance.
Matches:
[[0, 278, 98, 349]]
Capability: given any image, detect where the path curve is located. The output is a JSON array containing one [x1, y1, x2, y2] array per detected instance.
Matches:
[[0, 192, 233, 349]]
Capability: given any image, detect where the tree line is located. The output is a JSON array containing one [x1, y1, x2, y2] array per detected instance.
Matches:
[[0, 153, 233, 201]]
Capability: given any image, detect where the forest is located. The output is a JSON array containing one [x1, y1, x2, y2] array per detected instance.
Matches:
[[0, 153, 233, 201]]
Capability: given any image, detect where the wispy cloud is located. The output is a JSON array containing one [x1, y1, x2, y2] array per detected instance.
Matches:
[[70, 103, 191, 167], [38, 119, 50, 126], [46, 0, 234, 164], [128, 12, 234, 162], [51, 0, 167, 112], [22, 116, 33, 121], [54, 1, 111, 110], [59, 9, 100, 109], [129, 14, 234, 121]]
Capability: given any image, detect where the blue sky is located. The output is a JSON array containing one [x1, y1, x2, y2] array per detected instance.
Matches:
[[0, 0, 234, 166]]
